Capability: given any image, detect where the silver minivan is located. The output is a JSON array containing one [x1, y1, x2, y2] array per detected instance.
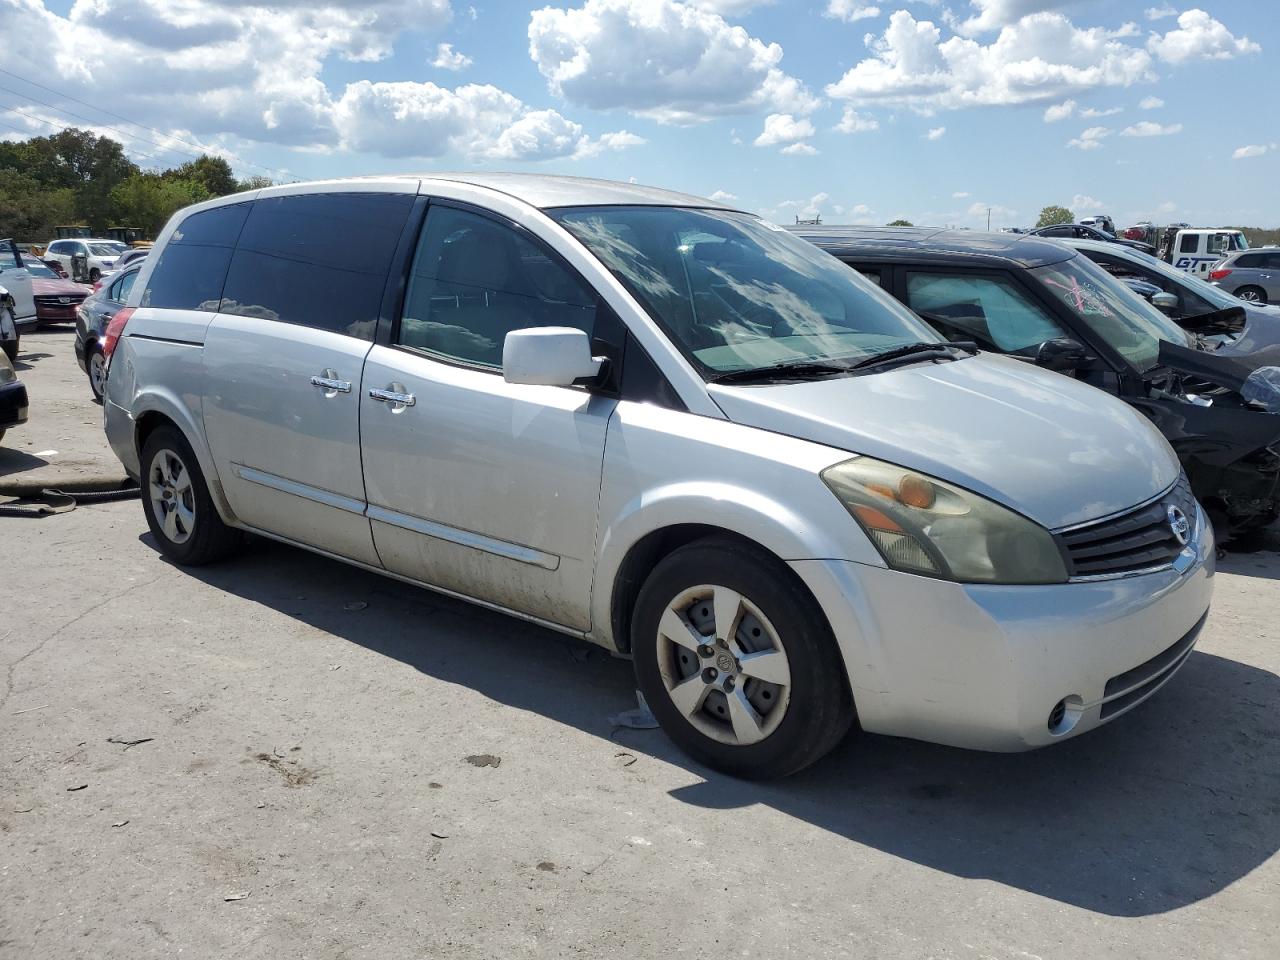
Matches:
[[102, 175, 1214, 778]]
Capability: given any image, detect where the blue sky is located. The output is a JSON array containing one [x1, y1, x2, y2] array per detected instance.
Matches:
[[3, 0, 1275, 228]]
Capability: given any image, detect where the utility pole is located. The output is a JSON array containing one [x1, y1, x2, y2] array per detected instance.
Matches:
[[987, 207, 992, 231]]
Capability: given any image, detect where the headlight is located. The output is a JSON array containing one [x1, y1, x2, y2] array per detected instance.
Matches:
[[0, 360, 15, 383], [821, 457, 1068, 584]]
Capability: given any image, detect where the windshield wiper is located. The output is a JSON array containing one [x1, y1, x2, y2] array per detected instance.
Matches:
[[709, 360, 855, 384], [845, 341, 977, 371]]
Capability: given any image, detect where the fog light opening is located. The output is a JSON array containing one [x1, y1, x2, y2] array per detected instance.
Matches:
[[1047, 695, 1084, 736]]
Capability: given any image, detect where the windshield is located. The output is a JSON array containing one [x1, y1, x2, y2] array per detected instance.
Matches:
[[88, 243, 120, 257], [1033, 255, 1193, 372], [550, 206, 940, 376], [21, 258, 59, 278]]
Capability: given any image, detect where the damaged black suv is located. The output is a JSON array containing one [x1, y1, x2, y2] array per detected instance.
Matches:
[[792, 226, 1280, 541]]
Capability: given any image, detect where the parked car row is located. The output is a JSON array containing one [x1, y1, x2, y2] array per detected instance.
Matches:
[[92, 174, 1232, 779]]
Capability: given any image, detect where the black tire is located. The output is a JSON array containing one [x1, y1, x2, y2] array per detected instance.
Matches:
[[85, 344, 105, 403], [89, 267, 101, 283], [1234, 285, 1267, 304], [631, 536, 854, 779], [139, 425, 241, 566], [1, 338, 15, 365]]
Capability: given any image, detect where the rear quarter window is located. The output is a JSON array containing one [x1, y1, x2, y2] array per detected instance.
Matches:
[[141, 202, 251, 311], [1235, 254, 1264, 268], [218, 191, 414, 340]]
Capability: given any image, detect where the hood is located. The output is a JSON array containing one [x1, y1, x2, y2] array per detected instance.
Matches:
[[32, 277, 87, 297], [708, 352, 1179, 530], [1218, 302, 1280, 356]]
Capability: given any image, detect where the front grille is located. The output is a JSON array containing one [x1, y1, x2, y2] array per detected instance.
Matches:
[[34, 294, 86, 307], [1057, 474, 1198, 579]]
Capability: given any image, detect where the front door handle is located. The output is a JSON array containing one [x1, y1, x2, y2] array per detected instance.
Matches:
[[369, 386, 416, 408], [310, 370, 352, 396]]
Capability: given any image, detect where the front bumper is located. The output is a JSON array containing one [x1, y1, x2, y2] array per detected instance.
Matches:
[[36, 304, 81, 323], [791, 508, 1215, 752], [0, 380, 29, 429]]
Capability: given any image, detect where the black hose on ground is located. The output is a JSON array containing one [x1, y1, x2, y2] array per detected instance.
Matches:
[[0, 483, 140, 517]]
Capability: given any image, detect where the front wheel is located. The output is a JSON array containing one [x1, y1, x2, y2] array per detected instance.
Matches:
[[1235, 286, 1267, 303], [631, 536, 854, 779], [88, 268, 101, 283], [140, 426, 241, 565]]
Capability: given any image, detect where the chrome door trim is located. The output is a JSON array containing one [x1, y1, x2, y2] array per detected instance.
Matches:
[[234, 464, 367, 515], [367, 504, 560, 571], [229, 521, 587, 639]]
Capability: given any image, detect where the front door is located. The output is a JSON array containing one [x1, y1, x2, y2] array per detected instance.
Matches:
[[200, 189, 416, 565], [360, 202, 616, 631]]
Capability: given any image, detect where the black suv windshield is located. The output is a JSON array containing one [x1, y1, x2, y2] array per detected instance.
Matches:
[[550, 206, 942, 377], [1033, 255, 1193, 372]]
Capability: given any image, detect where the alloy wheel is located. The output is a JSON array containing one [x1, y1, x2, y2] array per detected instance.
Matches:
[[148, 448, 196, 544], [656, 585, 792, 746], [89, 351, 106, 399]]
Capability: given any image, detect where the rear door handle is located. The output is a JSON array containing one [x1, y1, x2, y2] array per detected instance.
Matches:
[[310, 371, 352, 395], [368, 386, 416, 408]]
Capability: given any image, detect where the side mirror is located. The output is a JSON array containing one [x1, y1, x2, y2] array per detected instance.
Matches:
[[503, 327, 604, 387], [1151, 291, 1179, 313], [1035, 337, 1094, 373]]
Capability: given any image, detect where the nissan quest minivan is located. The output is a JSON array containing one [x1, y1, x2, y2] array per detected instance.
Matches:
[[102, 175, 1214, 778]]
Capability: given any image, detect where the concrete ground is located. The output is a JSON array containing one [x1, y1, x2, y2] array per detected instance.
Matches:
[[0, 326, 130, 494], [1, 327, 1279, 960]]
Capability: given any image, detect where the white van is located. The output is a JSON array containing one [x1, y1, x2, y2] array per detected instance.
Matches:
[[100, 175, 1214, 777], [1168, 229, 1248, 278]]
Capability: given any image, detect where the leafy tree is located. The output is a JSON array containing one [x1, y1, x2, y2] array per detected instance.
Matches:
[[17, 129, 139, 227], [236, 175, 274, 192], [0, 168, 76, 239], [1035, 205, 1074, 228], [164, 156, 237, 197], [886, 218, 913, 226], [110, 175, 211, 236]]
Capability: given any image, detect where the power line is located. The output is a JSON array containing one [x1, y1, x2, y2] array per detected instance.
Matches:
[[0, 66, 290, 180], [0, 102, 167, 164]]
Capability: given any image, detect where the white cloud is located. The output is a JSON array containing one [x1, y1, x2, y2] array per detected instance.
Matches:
[[926, 125, 946, 139], [953, 191, 970, 198], [431, 42, 473, 71], [528, 0, 818, 124], [1071, 193, 1105, 210], [1232, 144, 1275, 160], [967, 201, 1017, 223], [826, 11, 1155, 113], [688, 0, 774, 14], [957, 0, 1085, 35], [1148, 10, 1260, 65], [1067, 125, 1111, 150], [848, 203, 874, 220], [709, 189, 739, 202], [334, 81, 642, 161], [781, 142, 819, 155], [755, 113, 816, 146], [1144, 4, 1176, 20], [1080, 106, 1121, 118], [825, 1, 881, 22], [1044, 99, 1076, 122], [1139, 95, 1164, 109], [773, 191, 830, 220], [835, 107, 880, 133], [1120, 120, 1182, 137]]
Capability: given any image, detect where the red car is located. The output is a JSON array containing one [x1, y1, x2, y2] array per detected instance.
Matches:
[[26, 259, 89, 323]]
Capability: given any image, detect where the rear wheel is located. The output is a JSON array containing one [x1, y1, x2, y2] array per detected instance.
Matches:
[[89, 267, 101, 283], [140, 426, 241, 565], [86, 345, 106, 402], [631, 536, 854, 779], [1235, 285, 1267, 303]]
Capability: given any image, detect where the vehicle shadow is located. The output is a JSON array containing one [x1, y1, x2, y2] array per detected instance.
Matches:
[[0, 448, 51, 476], [13, 352, 53, 371], [165, 533, 1280, 919]]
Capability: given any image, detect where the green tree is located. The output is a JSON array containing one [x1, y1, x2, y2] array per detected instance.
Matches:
[[886, 218, 913, 226], [11, 128, 140, 228], [1035, 205, 1074, 228], [0, 168, 76, 239], [236, 175, 274, 193], [165, 155, 237, 197], [110, 175, 211, 236]]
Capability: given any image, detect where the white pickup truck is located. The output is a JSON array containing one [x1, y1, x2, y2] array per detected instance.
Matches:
[[1164, 228, 1249, 278]]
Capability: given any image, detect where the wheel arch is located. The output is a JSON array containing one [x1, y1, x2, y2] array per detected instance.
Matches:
[[132, 396, 237, 525]]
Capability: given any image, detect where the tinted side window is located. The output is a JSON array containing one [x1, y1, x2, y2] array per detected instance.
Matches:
[[111, 271, 138, 303], [219, 192, 412, 340], [398, 206, 597, 368], [906, 272, 1069, 352], [142, 202, 250, 310], [1236, 254, 1263, 268], [1265, 254, 1280, 270], [1179, 234, 1198, 253]]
